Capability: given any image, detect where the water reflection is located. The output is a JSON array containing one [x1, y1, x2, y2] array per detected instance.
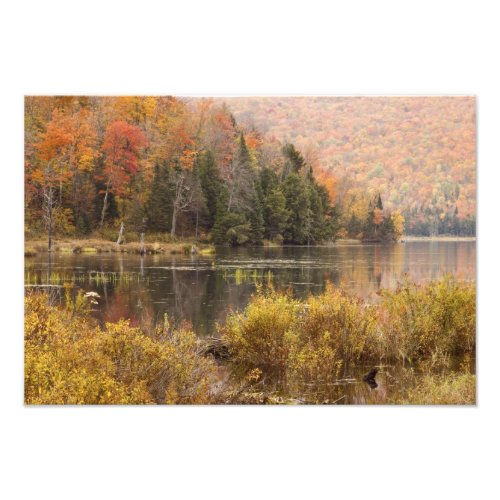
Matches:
[[25, 241, 476, 336]]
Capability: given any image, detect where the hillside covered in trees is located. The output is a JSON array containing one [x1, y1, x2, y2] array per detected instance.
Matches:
[[213, 96, 476, 236], [25, 96, 471, 247]]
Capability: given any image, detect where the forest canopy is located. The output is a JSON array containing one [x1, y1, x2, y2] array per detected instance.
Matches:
[[24, 96, 475, 245]]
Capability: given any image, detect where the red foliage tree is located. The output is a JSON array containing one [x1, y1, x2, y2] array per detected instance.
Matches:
[[100, 120, 147, 227]]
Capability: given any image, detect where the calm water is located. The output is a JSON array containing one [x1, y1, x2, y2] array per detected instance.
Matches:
[[25, 241, 476, 337]]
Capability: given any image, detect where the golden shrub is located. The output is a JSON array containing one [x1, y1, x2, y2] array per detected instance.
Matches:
[[302, 284, 378, 361], [24, 292, 218, 404], [220, 288, 299, 373], [222, 284, 379, 384], [379, 275, 476, 362], [288, 284, 379, 382], [222, 278, 475, 387]]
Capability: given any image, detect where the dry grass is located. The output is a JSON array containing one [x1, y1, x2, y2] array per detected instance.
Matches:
[[390, 372, 476, 405], [24, 238, 215, 256], [24, 247, 37, 257]]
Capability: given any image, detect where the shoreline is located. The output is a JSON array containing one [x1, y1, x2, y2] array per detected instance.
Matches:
[[401, 236, 476, 242], [24, 237, 216, 257], [24, 234, 476, 257]]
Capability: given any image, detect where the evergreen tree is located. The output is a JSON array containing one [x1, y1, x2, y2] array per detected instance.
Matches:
[[308, 182, 326, 242], [146, 162, 172, 232], [282, 173, 312, 244], [263, 188, 289, 240], [260, 166, 279, 198], [195, 150, 226, 228], [248, 180, 265, 244], [380, 214, 395, 240], [348, 213, 362, 238], [363, 198, 377, 239], [213, 212, 251, 246], [282, 143, 306, 178], [227, 133, 255, 213]]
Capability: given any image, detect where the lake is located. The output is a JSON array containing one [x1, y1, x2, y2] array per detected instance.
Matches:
[[25, 241, 476, 338]]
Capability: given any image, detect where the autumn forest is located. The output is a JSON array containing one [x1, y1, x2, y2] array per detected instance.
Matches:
[[25, 96, 475, 246], [24, 96, 476, 406]]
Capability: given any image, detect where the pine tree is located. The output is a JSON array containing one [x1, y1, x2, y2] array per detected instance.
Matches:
[[213, 211, 251, 246], [380, 214, 395, 240], [282, 143, 306, 178], [263, 188, 289, 240], [248, 180, 265, 244], [146, 161, 172, 232], [195, 150, 226, 228], [227, 133, 255, 213], [282, 173, 312, 244], [309, 181, 335, 242], [260, 166, 279, 198]]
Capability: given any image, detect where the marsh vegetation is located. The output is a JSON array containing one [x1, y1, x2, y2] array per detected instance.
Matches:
[[25, 274, 475, 405]]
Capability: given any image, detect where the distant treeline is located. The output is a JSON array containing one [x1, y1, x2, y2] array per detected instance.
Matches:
[[402, 207, 476, 237]]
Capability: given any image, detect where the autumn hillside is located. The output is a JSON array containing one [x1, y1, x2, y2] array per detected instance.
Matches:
[[214, 97, 476, 234]]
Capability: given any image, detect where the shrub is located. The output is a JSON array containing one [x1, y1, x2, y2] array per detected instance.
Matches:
[[220, 288, 299, 373], [222, 284, 379, 383], [378, 275, 476, 361], [24, 292, 218, 404], [288, 285, 379, 381], [305, 284, 378, 361], [222, 277, 475, 388]]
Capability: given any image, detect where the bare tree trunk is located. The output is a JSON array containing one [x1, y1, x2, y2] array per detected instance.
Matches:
[[140, 232, 145, 255], [48, 214, 52, 252], [99, 178, 111, 229], [116, 221, 125, 245], [43, 167, 56, 253], [171, 171, 193, 238], [171, 205, 177, 238], [46, 186, 53, 253]]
